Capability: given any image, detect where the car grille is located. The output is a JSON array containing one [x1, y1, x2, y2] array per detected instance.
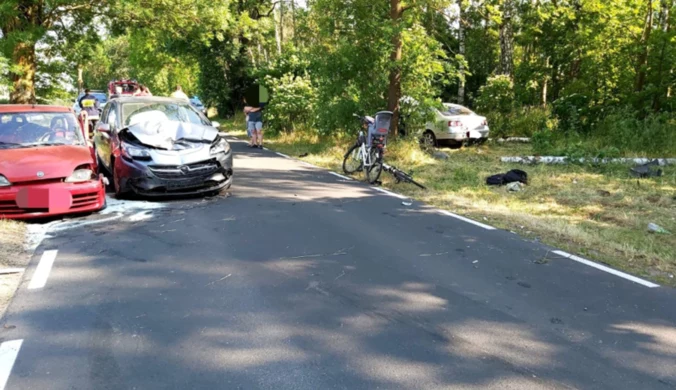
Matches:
[[71, 191, 100, 210], [0, 200, 47, 216], [149, 161, 220, 179]]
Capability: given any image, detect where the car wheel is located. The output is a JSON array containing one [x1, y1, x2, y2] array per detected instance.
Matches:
[[421, 131, 437, 148]]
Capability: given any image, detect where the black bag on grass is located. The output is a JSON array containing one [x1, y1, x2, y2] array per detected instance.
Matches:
[[486, 169, 528, 186]]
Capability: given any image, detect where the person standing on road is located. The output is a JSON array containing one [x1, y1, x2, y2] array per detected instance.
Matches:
[[246, 105, 263, 149], [170, 85, 189, 101], [243, 99, 256, 148]]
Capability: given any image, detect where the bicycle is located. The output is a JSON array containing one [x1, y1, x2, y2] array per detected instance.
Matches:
[[342, 113, 391, 184]]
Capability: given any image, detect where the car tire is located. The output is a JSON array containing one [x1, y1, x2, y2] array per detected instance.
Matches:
[[421, 131, 437, 148]]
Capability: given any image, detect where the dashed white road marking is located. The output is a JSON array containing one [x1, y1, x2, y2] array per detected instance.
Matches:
[[329, 172, 352, 181], [437, 210, 496, 230], [553, 250, 659, 288], [28, 250, 58, 290], [275, 152, 290, 158], [0, 339, 22, 390], [373, 187, 408, 200]]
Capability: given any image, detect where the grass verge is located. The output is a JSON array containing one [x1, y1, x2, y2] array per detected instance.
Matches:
[[219, 116, 676, 287], [0, 219, 28, 317]]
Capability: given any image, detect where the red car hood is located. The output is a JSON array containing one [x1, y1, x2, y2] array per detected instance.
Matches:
[[0, 145, 94, 183]]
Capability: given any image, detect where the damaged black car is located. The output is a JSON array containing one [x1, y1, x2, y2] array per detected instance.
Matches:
[[94, 97, 233, 198]]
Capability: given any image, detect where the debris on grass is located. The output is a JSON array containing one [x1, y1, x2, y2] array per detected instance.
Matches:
[[648, 223, 671, 234]]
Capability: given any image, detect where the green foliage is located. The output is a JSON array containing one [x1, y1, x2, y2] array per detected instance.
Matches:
[[533, 110, 676, 158], [263, 73, 316, 132], [475, 75, 514, 114]]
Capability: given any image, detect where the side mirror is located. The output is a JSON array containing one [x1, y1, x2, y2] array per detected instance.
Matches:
[[97, 123, 111, 133], [211, 121, 221, 128]]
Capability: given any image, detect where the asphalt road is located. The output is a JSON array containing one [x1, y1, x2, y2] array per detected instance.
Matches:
[[2, 138, 675, 389]]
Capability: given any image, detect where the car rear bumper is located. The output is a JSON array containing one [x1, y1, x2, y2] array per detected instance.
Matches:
[[436, 126, 490, 141], [117, 151, 233, 197], [0, 177, 106, 220]]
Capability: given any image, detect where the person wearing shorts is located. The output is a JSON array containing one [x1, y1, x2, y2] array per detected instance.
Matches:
[[246, 107, 264, 149]]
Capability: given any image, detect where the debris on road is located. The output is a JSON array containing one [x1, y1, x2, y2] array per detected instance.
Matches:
[[205, 273, 232, 286], [299, 152, 309, 157], [648, 223, 671, 234], [0, 268, 24, 275], [472, 260, 479, 264], [402, 200, 413, 206]]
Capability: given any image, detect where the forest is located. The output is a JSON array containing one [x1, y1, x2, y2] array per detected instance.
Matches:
[[2, 0, 675, 156]]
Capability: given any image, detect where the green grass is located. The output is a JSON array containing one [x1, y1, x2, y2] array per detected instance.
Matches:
[[219, 115, 676, 286]]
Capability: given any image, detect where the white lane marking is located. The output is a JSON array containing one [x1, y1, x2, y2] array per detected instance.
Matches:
[[0, 339, 23, 390], [28, 250, 58, 290], [275, 152, 290, 158], [329, 172, 352, 181], [552, 250, 659, 288], [50, 213, 123, 232], [437, 210, 496, 230], [373, 187, 408, 200]]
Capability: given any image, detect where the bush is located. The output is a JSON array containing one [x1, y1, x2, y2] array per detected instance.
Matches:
[[532, 109, 676, 157], [263, 73, 317, 133]]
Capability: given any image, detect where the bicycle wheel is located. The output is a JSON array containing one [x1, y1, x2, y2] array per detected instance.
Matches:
[[342, 144, 363, 174], [366, 148, 383, 184]]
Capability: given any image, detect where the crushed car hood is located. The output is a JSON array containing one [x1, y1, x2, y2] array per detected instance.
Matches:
[[126, 120, 218, 150]]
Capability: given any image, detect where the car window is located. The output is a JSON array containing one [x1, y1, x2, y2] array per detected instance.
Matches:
[[107, 105, 118, 130], [0, 112, 85, 147], [123, 102, 209, 126], [442, 105, 473, 116]]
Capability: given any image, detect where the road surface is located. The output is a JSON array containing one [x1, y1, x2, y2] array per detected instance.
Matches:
[[1, 138, 675, 389]]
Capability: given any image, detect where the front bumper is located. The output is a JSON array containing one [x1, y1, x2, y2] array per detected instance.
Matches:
[[117, 150, 233, 197], [0, 177, 106, 220]]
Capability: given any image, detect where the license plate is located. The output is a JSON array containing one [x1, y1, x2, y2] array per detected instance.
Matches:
[[16, 188, 72, 212]]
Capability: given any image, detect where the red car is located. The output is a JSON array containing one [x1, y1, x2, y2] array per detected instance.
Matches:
[[0, 105, 106, 219]]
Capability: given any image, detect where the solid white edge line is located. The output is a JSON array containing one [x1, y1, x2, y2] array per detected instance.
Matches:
[[0, 339, 22, 390], [275, 152, 290, 158], [28, 250, 58, 290], [438, 210, 496, 230], [553, 250, 660, 288], [328, 172, 352, 181], [373, 187, 408, 200]]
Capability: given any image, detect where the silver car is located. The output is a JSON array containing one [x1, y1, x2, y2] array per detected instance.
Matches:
[[421, 103, 489, 147], [94, 97, 232, 198]]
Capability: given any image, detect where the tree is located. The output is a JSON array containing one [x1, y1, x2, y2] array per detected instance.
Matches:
[[0, 0, 100, 103]]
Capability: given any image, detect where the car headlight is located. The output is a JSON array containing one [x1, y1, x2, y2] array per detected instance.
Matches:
[[0, 175, 11, 187], [65, 169, 95, 183], [121, 142, 151, 160], [210, 137, 230, 156]]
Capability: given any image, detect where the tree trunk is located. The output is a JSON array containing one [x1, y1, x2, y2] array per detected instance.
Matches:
[[291, 0, 297, 45], [457, 0, 466, 105], [634, 0, 653, 92], [542, 57, 549, 107], [77, 67, 84, 94], [274, 2, 282, 55], [498, 0, 514, 78], [652, 0, 671, 110], [387, 0, 404, 138], [10, 42, 37, 104]]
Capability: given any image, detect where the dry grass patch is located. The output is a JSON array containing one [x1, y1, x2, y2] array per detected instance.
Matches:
[[0, 219, 28, 317]]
